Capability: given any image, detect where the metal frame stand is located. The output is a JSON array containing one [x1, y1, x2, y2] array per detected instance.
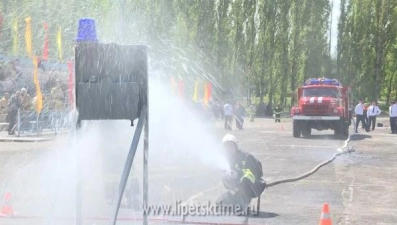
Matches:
[[110, 107, 148, 225], [73, 42, 148, 225], [143, 110, 149, 225], [75, 118, 82, 225], [74, 107, 149, 225]]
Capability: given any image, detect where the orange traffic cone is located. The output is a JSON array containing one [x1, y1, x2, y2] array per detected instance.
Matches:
[[0, 192, 14, 217], [319, 203, 332, 225]]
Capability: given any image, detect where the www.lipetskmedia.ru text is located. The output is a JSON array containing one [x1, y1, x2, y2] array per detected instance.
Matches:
[[142, 201, 258, 216]]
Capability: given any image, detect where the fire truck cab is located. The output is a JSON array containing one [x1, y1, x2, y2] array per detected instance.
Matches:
[[290, 78, 352, 138]]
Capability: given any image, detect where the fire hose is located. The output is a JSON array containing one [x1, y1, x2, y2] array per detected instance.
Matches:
[[266, 118, 356, 187]]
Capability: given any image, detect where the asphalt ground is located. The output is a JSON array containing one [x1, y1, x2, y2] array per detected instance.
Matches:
[[0, 117, 396, 225]]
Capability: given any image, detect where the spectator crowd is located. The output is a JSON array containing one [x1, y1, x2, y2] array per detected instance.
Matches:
[[0, 82, 68, 135]]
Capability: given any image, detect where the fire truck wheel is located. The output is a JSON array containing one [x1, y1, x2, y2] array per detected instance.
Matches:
[[301, 123, 311, 137], [293, 120, 302, 138]]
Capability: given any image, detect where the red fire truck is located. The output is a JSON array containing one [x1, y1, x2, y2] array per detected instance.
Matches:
[[290, 78, 352, 138]]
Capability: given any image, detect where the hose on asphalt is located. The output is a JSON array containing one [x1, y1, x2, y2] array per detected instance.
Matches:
[[266, 118, 356, 188]]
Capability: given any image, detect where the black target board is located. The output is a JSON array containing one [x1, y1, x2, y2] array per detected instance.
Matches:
[[74, 43, 148, 121]]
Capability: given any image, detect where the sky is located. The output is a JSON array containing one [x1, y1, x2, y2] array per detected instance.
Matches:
[[329, 0, 341, 56]]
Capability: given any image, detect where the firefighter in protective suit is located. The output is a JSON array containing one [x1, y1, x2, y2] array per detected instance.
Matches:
[[217, 134, 266, 214]]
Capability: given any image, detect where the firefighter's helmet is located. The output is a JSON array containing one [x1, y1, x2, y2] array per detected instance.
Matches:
[[222, 134, 238, 144]]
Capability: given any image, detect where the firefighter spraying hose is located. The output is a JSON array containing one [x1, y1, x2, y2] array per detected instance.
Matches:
[[216, 134, 266, 212], [187, 117, 357, 209]]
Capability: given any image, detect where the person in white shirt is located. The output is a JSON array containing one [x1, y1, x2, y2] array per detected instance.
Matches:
[[389, 101, 397, 134], [224, 102, 234, 130], [354, 100, 368, 133], [367, 101, 381, 131]]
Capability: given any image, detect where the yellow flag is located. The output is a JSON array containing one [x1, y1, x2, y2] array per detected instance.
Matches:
[[33, 56, 43, 113], [193, 80, 199, 102], [12, 20, 18, 55], [203, 82, 210, 106], [24, 17, 32, 57], [57, 26, 63, 61]]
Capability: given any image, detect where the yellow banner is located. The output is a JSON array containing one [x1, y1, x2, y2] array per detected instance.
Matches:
[[24, 17, 32, 57], [33, 56, 43, 113], [193, 80, 199, 102], [57, 26, 63, 61]]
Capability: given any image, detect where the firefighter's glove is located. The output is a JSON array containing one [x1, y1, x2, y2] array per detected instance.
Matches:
[[225, 170, 238, 180], [222, 170, 239, 189]]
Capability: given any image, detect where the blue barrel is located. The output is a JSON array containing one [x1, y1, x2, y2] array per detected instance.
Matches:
[[76, 18, 98, 42]]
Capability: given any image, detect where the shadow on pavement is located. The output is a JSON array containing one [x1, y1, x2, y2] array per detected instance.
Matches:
[[301, 134, 340, 140], [349, 134, 372, 141], [252, 211, 279, 218]]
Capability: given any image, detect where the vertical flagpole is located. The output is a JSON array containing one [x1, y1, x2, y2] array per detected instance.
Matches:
[[17, 109, 20, 137], [36, 114, 39, 136], [143, 48, 149, 225]]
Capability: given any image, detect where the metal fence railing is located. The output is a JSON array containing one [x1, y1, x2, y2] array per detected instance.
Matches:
[[14, 109, 72, 137]]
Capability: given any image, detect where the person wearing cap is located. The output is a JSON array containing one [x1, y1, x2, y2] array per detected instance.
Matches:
[[367, 101, 381, 131], [217, 134, 266, 213], [389, 101, 397, 134], [354, 100, 368, 133]]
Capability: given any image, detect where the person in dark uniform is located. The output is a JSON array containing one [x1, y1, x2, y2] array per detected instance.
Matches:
[[274, 104, 282, 123], [217, 134, 266, 214], [234, 101, 246, 130], [7, 91, 21, 135]]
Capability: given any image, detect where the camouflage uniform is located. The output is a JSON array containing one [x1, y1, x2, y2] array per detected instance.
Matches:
[[50, 86, 64, 111], [0, 95, 9, 114], [20, 94, 32, 111]]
